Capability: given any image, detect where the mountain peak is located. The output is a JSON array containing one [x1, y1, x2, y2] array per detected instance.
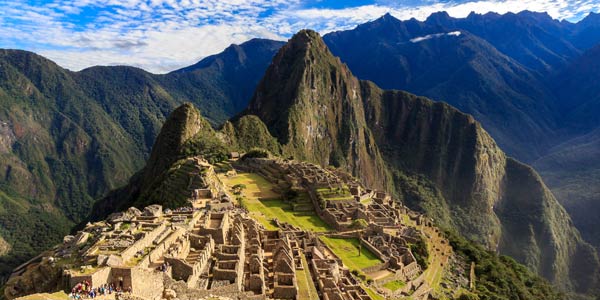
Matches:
[[426, 11, 452, 22], [245, 29, 348, 143], [579, 11, 600, 26], [287, 29, 325, 51], [143, 103, 210, 180]]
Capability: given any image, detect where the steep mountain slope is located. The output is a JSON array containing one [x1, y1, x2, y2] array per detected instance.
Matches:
[[0, 50, 143, 283], [323, 13, 558, 161], [423, 11, 580, 74], [163, 39, 285, 115], [0, 39, 281, 284], [533, 44, 600, 254], [242, 31, 391, 191], [239, 30, 599, 296]]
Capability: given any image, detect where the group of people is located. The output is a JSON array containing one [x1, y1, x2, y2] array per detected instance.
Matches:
[[69, 281, 131, 299], [157, 261, 170, 272]]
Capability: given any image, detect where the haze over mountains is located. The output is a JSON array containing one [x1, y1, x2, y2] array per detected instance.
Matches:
[[1, 9, 600, 300]]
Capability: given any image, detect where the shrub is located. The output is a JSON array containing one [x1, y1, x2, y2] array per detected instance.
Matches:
[[241, 148, 270, 159]]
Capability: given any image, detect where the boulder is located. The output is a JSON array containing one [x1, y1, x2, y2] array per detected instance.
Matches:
[[127, 207, 142, 216], [63, 235, 75, 244], [74, 232, 90, 247], [108, 207, 142, 224], [163, 288, 177, 300], [143, 204, 163, 217]]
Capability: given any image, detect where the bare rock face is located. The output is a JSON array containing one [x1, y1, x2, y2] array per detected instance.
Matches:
[[107, 207, 142, 224], [106, 254, 123, 267], [0, 235, 11, 256]]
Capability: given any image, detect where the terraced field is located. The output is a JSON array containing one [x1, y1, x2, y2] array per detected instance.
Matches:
[[320, 237, 382, 271], [221, 172, 331, 232]]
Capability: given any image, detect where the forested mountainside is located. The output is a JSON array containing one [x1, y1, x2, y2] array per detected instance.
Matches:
[[93, 30, 599, 298], [321, 11, 600, 263], [0, 39, 282, 283]]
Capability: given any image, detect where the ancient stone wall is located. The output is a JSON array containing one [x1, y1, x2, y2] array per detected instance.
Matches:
[[121, 224, 167, 262], [130, 267, 163, 300], [68, 266, 111, 288]]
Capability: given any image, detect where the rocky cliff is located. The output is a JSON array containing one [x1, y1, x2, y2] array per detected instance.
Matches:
[[243, 30, 392, 192]]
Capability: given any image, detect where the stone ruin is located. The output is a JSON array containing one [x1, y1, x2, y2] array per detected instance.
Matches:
[[7, 156, 449, 300]]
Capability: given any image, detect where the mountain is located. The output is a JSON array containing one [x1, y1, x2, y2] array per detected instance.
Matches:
[[0, 39, 282, 284], [321, 12, 600, 281], [89, 30, 600, 298], [533, 44, 600, 254], [6, 104, 565, 300], [242, 31, 391, 192], [160, 38, 285, 119], [323, 13, 559, 161], [241, 30, 598, 296], [423, 11, 580, 74]]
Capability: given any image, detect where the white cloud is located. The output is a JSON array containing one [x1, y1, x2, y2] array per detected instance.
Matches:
[[0, 0, 599, 73], [410, 31, 462, 43]]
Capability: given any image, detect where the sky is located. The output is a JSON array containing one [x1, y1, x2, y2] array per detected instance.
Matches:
[[1, 0, 599, 73]]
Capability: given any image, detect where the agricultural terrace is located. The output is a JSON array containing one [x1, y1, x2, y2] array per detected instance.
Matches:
[[316, 186, 353, 201], [320, 237, 383, 272], [421, 224, 452, 292], [220, 172, 331, 232]]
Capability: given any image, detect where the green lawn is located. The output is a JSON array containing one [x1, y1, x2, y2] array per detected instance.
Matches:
[[241, 198, 330, 232], [363, 286, 385, 300], [223, 173, 331, 232], [320, 237, 383, 271], [383, 280, 406, 292]]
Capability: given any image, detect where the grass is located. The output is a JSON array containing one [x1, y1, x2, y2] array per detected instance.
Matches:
[[224, 173, 279, 199], [421, 225, 448, 292], [316, 187, 353, 201], [320, 237, 382, 271], [222, 173, 331, 232], [296, 253, 320, 300], [363, 285, 385, 300], [383, 280, 406, 292]]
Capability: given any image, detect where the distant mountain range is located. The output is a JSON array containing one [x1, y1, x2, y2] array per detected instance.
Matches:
[[1, 9, 600, 300]]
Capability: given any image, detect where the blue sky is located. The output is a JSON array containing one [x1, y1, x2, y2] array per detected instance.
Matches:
[[1, 0, 598, 73]]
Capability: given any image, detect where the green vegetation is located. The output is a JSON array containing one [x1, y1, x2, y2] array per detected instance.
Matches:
[[222, 173, 330, 232], [382, 280, 405, 292], [316, 186, 353, 201], [241, 148, 271, 159], [363, 285, 384, 300], [446, 230, 564, 300], [409, 236, 429, 270], [182, 133, 229, 164], [350, 219, 369, 229], [0, 41, 283, 283], [320, 237, 382, 271]]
